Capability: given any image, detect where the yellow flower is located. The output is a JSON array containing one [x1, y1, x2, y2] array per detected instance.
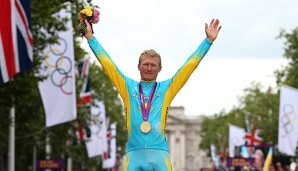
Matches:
[[80, 9, 86, 14], [80, 8, 93, 17], [85, 9, 93, 16], [84, 6, 93, 10]]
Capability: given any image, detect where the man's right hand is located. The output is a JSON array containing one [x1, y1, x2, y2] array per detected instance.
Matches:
[[83, 19, 93, 40]]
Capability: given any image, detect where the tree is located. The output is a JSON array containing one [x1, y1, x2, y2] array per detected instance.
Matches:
[[239, 83, 279, 145], [89, 61, 127, 158], [275, 27, 298, 157], [275, 27, 298, 88], [199, 82, 280, 158], [1, 0, 72, 169], [0, 0, 126, 169], [199, 26, 298, 159]]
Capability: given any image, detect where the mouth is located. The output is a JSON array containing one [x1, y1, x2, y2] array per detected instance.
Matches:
[[144, 72, 153, 75]]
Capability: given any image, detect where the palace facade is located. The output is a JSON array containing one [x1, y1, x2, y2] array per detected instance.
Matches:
[[167, 106, 211, 171]]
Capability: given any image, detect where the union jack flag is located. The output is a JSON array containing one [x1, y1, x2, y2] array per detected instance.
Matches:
[[0, 0, 33, 84], [76, 59, 91, 106], [244, 129, 263, 146]]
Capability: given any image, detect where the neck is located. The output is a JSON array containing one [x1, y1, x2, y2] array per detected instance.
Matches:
[[140, 79, 156, 82]]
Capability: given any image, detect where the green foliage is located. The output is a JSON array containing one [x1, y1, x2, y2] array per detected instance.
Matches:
[[89, 61, 127, 155], [199, 108, 244, 157], [0, 0, 125, 170], [200, 26, 298, 158], [275, 27, 298, 88], [239, 83, 279, 144], [200, 82, 280, 157]]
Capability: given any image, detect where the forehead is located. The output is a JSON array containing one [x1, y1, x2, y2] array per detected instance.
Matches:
[[140, 56, 160, 64]]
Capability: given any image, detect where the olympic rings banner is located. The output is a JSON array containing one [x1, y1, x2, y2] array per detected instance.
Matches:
[[85, 100, 108, 158], [278, 84, 298, 156], [38, 3, 77, 127]]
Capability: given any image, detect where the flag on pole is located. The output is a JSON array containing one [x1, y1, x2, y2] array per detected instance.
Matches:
[[85, 100, 108, 158], [0, 0, 33, 84], [66, 123, 79, 146], [229, 124, 245, 157], [210, 144, 220, 168], [263, 146, 273, 171], [102, 122, 117, 169], [76, 59, 91, 106], [67, 59, 92, 147], [38, 3, 76, 127], [278, 85, 298, 156], [244, 129, 262, 146], [66, 119, 91, 146]]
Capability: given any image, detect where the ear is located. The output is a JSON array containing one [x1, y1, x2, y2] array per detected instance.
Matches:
[[138, 64, 141, 71], [158, 65, 162, 72]]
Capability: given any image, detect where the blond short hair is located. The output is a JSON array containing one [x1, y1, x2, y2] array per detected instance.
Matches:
[[139, 49, 161, 66]]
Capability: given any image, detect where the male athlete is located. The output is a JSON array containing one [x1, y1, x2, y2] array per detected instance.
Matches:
[[84, 18, 221, 171]]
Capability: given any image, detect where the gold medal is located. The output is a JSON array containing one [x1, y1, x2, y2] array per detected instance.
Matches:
[[140, 121, 151, 134]]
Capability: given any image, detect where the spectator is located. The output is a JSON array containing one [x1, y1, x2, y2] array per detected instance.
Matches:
[[254, 149, 264, 171]]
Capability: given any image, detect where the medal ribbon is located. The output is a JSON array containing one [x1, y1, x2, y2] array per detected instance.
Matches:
[[139, 82, 157, 122]]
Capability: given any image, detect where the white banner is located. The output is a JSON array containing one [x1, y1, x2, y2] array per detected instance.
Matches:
[[85, 100, 108, 158], [102, 122, 117, 169], [278, 85, 298, 156], [38, 3, 76, 127], [229, 124, 245, 157], [210, 144, 219, 168]]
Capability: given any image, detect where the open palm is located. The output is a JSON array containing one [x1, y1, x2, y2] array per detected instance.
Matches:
[[205, 19, 222, 42]]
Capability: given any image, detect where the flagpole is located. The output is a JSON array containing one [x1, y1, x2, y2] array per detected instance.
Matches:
[[33, 145, 37, 171], [0, 146, 3, 171], [45, 131, 51, 171], [8, 105, 15, 171], [67, 156, 72, 171]]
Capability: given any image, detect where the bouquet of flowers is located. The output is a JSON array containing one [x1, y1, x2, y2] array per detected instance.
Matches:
[[75, 6, 100, 36]]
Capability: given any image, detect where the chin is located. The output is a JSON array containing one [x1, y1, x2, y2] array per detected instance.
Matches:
[[142, 78, 156, 81], [144, 79, 154, 81]]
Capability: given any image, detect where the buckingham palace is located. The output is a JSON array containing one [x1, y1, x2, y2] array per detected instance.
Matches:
[[167, 106, 212, 171]]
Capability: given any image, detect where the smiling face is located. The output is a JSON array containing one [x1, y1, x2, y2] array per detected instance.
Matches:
[[138, 49, 162, 81], [254, 149, 264, 170]]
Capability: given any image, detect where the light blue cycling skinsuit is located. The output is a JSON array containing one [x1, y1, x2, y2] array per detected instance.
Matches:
[[88, 37, 212, 171]]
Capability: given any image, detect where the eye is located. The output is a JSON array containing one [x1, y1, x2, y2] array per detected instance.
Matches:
[[150, 64, 158, 68]]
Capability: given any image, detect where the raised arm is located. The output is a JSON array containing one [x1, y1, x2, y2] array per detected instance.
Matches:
[[82, 19, 129, 98], [205, 18, 222, 42], [164, 19, 222, 99]]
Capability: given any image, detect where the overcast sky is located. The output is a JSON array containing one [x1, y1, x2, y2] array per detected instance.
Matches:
[[82, 0, 298, 116]]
